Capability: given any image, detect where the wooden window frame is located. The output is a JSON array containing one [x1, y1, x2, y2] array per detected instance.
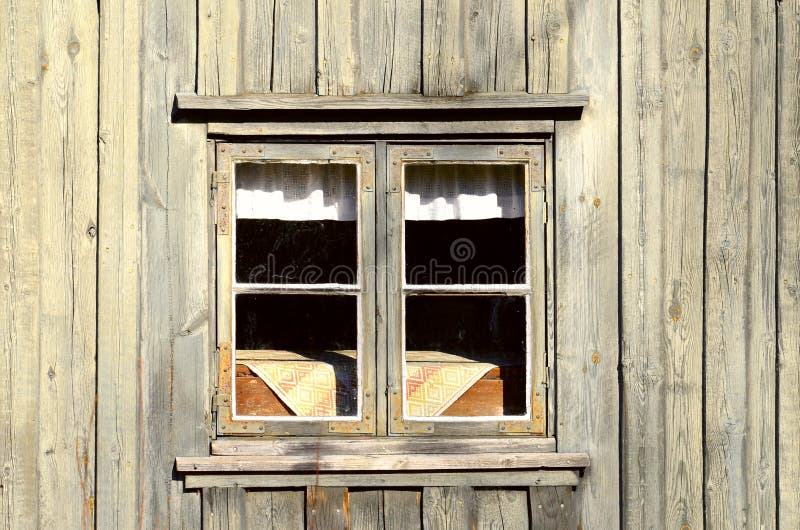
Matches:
[[214, 143, 377, 435], [386, 144, 548, 435]]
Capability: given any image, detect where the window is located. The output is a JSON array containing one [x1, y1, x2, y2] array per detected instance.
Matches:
[[214, 142, 546, 436]]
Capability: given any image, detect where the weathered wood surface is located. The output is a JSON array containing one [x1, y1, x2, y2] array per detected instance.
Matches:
[[465, 0, 526, 93], [554, 0, 619, 527], [474, 488, 529, 530], [176, 91, 590, 112], [185, 470, 581, 489], [528, 0, 569, 93], [529, 487, 575, 529], [384, 490, 423, 530], [620, 0, 706, 528], [422, 486, 475, 530], [778, 2, 800, 529], [0, 0, 98, 529], [212, 436, 556, 455], [705, 0, 777, 528], [307, 486, 349, 530], [178, 452, 590, 472]]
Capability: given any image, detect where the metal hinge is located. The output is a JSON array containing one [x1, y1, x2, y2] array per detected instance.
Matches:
[[543, 366, 554, 388]]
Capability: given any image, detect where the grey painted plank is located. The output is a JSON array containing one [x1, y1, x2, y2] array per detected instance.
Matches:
[[212, 437, 556, 455], [619, 0, 706, 528], [177, 91, 589, 111], [0, 0, 42, 526], [553, 0, 619, 527], [185, 470, 581, 489], [465, 0, 526, 92], [705, 0, 777, 528], [778, 2, 800, 529], [96, 0, 142, 528], [529, 487, 575, 529], [527, 0, 569, 93], [349, 489, 384, 529], [475, 488, 529, 530], [307, 487, 349, 530], [178, 452, 590, 472], [422, 486, 475, 530], [384, 490, 422, 530], [34, 0, 99, 528], [422, 0, 465, 95]]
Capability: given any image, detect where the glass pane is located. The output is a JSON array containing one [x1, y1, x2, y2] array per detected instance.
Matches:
[[404, 295, 527, 417], [404, 164, 526, 285], [235, 294, 358, 417], [235, 162, 357, 284]]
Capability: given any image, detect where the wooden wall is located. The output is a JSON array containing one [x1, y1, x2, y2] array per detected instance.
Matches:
[[0, 0, 797, 528]]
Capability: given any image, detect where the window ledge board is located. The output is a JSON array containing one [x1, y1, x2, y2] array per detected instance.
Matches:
[[183, 469, 581, 489], [176, 451, 589, 474]]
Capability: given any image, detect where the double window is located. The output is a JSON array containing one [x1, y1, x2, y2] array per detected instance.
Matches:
[[214, 143, 547, 436]]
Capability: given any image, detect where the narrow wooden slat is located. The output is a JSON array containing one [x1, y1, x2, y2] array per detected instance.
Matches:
[[185, 470, 581, 489], [239, 0, 274, 93], [197, 0, 241, 95], [0, 0, 41, 526], [243, 489, 273, 527], [553, 0, 619, 526], [778, 2, 800, 529], [178, 452, 589, 473], [212, 437, 556, 456], [202, 487, 246, 530], [422, 0, 465, 95], [307, 486, 349, 530], [529, 486, 575, 529], [422, 486, 475, 530], [465, 0, 526, 92], [271, 490, 305, 530], [272, 0, 316, 93], [527, 0, 569, 93], [384, 490, 423, 530], [177, 91, 589, 111], [474, 488, 529, 530], [208, 120, 554, 137], [705, 0, 777, 528], [619, 0, 706, 528], [349, 489, 384, 529], [96, 0, 141, 527]]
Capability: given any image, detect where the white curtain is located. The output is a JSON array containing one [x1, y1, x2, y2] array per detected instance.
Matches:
[[235, 162, 357, 221], [404, 164, 524, 221]]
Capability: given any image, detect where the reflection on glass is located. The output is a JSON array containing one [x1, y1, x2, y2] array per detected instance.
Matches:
[[404, 295, 527, 417], [235, 162, 357, 284], [235, 294, 358, 417], [404, 164, 526, 285]]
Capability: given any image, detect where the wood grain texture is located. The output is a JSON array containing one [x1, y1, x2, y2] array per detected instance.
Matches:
[[0, 0, 42, 526], [778, 2, 800, 529], [423, 0, 466, 95], [307, 486, 349, 530], [384, 490, 423, 530], [529, 487, 575, 529], [422, 486, 475, 530], [528, 0, 569, 93], [553, 0, 619, 527], [202, 487, 246, 530], [465, 0, 526, 92], [349, 489, 384, 529], [620, 0, 706, 528], [474, 488, 529, 530], [705, 0, 777, 528], [96, 0, 142, 528], [317, 0, 421, 95]]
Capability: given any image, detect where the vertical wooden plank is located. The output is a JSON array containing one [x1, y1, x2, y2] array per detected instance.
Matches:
[[527, 0, 569, 93], [778, 2, 800, 529], [202, 487, 246, 530], [97, 0, 142, 528], [529, 487, 576, 530], [272, 0, 316, 94], [475, 488, 529, 530], [422, 0, 465, 96], [318, 0, 421, 95], [384, 490, 422, 530], [349, 489, 384, 529], [239, 0, 274, 94], [554, 0, 619, 527], [619, 0, 706, 529], [271, 489, 305, 530], [307, 486, 349, 530], [0, 0, 41, 527], [465, 0, 526, 92], [705, 0, 777, 528], [35, 0, 98, 528], [197, 0, 241, 95], [244, 489, 273, 527], [422, 486, 475, 530]]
